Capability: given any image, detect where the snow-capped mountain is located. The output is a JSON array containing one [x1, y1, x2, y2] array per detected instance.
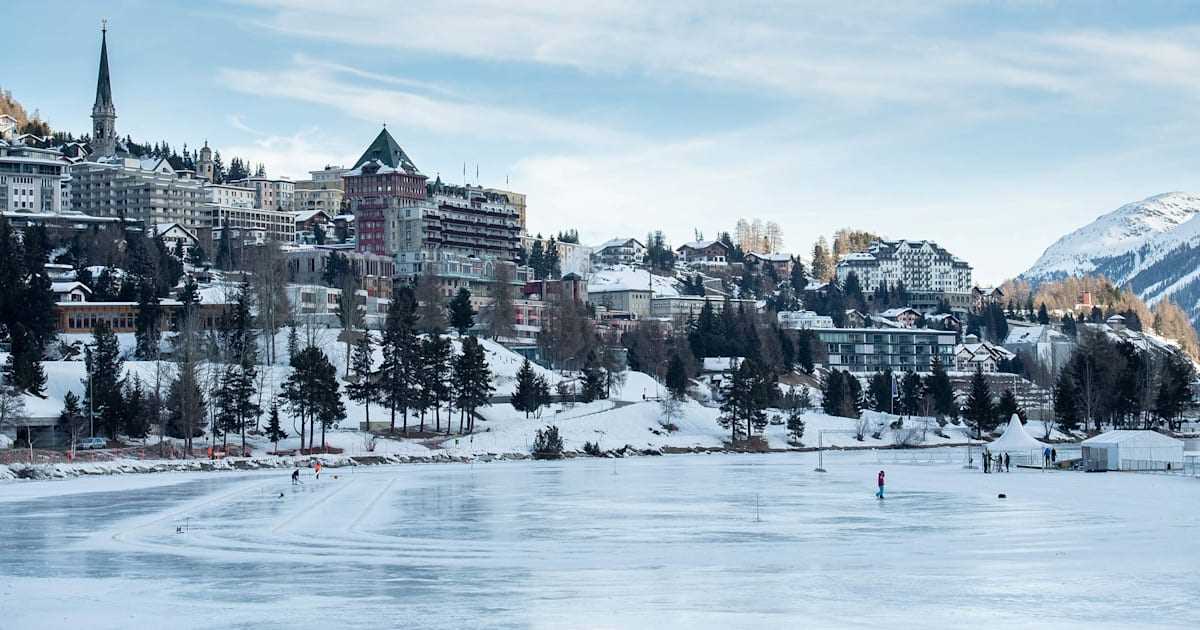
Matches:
[[1021, 192, 1200, 323]]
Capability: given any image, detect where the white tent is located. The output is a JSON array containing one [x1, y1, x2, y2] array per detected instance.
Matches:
[[1082, 430, 1184, 471], [987, 414, 1048, 452]]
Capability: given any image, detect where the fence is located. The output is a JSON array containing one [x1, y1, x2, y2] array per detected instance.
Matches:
[[874, 447, 965, 465], [0, 444, 251, 465], [874, 445, 1082, 468], [1118, 459, 1200, 476]]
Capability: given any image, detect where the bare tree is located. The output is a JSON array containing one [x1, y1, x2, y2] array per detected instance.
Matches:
[[488, 263, 516, 341], [251, 242, 290, 365]]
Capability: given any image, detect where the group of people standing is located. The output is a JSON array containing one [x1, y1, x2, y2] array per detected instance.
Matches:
[[1041, 447, 1058, 469], [982, 449, 1010, 473]]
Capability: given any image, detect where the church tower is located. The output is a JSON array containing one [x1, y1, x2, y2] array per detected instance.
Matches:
[[91, 23, 118, 158], [197, 141, 214, 182]]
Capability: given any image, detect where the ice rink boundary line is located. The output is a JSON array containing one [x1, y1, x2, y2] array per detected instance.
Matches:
[[271, 475, 361, 534], [110, 476, 276, 545], [347, 474, 401, 534]]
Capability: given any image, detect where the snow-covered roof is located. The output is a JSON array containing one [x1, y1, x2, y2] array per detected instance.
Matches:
[[702, 357, 743, 372], [596, 237, 643, 251], [746, 251, 791, 262], [677, 239, 728, 251], [293, 209, 331, 223], [880, 307, 920, 318], [987, 414, 1047, 452], [840, 252, 876, 262], [955, 342, 1015, 362], [1004, 324, 1067, 345], [587, 266, 679, 297], [1082, 430, 1182, 447], [50, 281, 90, 294]]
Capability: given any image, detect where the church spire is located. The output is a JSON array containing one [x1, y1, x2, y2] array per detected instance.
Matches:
[[91, 21, 118, 158], [94, 21, 113, 112]]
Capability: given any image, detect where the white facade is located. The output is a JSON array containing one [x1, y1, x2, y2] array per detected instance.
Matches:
[[777, 310, 835, 330], [836, 240, 972, 293], [0, 139, 66, 213], [70, 157, 208, 229], [205, 183, 256, 208]]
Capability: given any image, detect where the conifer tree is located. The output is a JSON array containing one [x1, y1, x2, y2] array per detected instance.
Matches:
[[996, 388, 1021, 424], [380, 293, 420, 433], [926, 356, 955, 419], [448, 288, 476, 335], [512, 359, 539, 418], [346, 331, 378, 427], [665, 353, 689, 400], [264, 402, 287, 451], [83, 320, 125, 439], [1053, 367, 1081, 433], [963, 366, 995, 438], [581, 350, 607, 402], [452, 336, 494, 433]]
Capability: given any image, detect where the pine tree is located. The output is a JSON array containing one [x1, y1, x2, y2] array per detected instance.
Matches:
[[899, 371, 924, 415], [1037, 303, 1050, 325], [786, 406, 805, 445], [963, 366, 995, 438], [512, 359, 539, 418], [121, 375, 150, 440], [83, 320, 125, 439], [452, 336, 494, 433], [811, 237, 832, 282], [581, 350, 607, 402], [926, 356, 955, 419], [996, 388, 1021, 424], [265, 402, 288, 451], [58, 391, 86, 451], [380, 293, 420, 434], [1053, 368, 1081, 433], [448, 288, 476, 335], [2, 324, 46, 395], [665, 353, 689, 400], [528, 239, 546, 279], [346, 331, 378, 427]]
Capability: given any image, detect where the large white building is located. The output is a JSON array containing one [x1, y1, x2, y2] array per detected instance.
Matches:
[[228, 176, 295, 212], [835, 239, 973, 312], [71, 156, 209, 229], [0, 137, 66, 213]]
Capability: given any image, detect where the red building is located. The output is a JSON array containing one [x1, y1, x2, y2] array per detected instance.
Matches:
[[344, 128, 427, 255]]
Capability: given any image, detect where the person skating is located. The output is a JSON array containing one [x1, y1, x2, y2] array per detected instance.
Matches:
[[876, 470, 886, 499], [291, 468, 300, 485], [1004, 453, 1010, 472], [1051, 448, 1057, 464], [315, 461, 322, 480]]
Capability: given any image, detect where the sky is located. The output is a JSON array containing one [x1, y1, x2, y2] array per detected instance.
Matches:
[[8, 1, 1200, 284]]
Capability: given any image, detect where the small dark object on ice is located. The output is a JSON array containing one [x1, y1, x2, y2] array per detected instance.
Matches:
[[998, 493, 1007, 499], [278, 492, 284, 498]]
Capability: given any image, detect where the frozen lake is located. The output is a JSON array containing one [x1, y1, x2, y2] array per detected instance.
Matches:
[[2, 450, 1198, 629]]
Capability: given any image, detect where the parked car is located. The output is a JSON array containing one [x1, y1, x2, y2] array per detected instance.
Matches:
[[77, 437, 107, 450]]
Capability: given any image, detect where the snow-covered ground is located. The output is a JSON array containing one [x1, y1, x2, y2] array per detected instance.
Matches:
[[2, 450, 1198, 629]]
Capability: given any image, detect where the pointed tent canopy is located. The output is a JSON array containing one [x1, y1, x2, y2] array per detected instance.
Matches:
[[987, 414, 1048, 452], [351, 127, 421, 175]]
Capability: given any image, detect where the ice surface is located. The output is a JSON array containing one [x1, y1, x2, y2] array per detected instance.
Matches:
[[2, 450, 1198, 629]]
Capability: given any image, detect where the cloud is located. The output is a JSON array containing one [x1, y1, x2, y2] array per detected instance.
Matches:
[[217, 57, 627, 146], [221, 127, 355, 180], [230, 1, 1200, 110]]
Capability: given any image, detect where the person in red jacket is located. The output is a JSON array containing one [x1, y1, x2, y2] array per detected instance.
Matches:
[[876, 470, 886, 499]]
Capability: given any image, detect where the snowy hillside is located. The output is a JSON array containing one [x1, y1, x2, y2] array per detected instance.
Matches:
[[1021, 192, 1200, 323]]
